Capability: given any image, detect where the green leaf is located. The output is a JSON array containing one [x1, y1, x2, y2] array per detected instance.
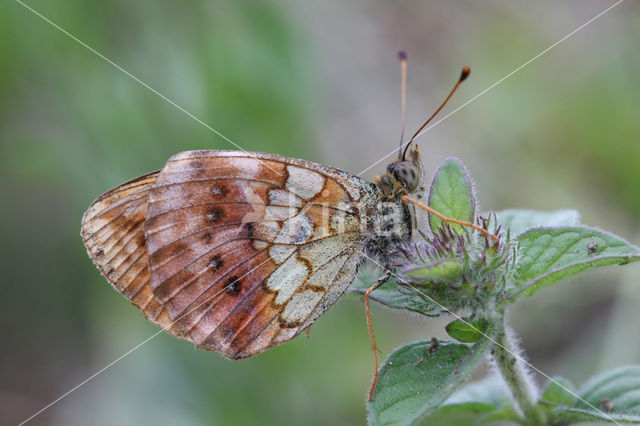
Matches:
[[445, 375, 510, 408], [367, 336, 493, 426], [555, 407, 640, 424], [403, 259, 463, 285], [505, 226, 640, 301], [479, 407, 523, 424], [419, 403, 498, 425], [541, 377, 576, 406], [442, 376, 521, 424], [552, 366, 640, 424], [576, 365, 640, 415], [428, 157, 476, 233], [494, 209, 580, 236], [445, 318, 489, 343]]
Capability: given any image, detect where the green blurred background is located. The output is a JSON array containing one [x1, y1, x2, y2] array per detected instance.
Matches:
[[1, 1, 639, 425]]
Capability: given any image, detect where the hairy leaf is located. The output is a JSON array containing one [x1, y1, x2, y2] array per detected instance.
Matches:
[[495, 208, 580, 236], [541, 377, 576, 407], [552, 366, 640, 424], [445, 318, 489, 343], [555, 407, 640, 424], [505, 226, 640, 301], [428, 157, 476, 233], [576, 365, 640, 416], [444, 375, 510, 407], [402, 259, 463, 285], [419, 403, 497, 425], [367, 336, 492, 426], [441, 376, 520, 424]]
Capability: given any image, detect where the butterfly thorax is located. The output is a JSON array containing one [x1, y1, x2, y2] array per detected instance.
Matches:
[[364, 145, 425, 262]]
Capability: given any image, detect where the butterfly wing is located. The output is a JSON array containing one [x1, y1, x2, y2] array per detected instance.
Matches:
[[81, 171, 185, 338], [144, 150, 378, 359]]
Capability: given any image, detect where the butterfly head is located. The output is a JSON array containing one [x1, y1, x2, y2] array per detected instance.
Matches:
[[389, 143, 424, 192], [378, 143, 425, 200], [378, 62, 470, 201]]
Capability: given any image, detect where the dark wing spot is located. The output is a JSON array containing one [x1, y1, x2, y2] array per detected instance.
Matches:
[[206, 207, 224, 224], [225, 276, 242, 296], [208, 255, 223, 271], [244, 222, 255, 239], [211, 185, 228, 197], [220, 325, 235, 341], [135, 233, 146, 246], [190, 161, 205, 176], [149, 249, 164, 264], [105, 266, 115, 278], [94, 248, 104, 259], [203, 233, 212, 242]]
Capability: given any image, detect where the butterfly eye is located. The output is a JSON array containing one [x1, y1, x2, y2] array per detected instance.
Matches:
[[389, 161, 420, 192]]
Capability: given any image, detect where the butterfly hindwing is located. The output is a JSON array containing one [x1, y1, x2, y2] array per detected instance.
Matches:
[[81, 171, 185, 338], [144, 150, 376, 358]]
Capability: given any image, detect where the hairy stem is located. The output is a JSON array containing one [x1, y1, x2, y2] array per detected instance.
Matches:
[[492, 320, 547, 425]]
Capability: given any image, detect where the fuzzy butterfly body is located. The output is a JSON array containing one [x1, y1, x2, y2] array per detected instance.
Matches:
[[82, 148, 424, 359]]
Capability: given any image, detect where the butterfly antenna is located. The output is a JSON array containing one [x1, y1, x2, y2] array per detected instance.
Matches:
[[402, 66, 470, 160], [397, 50, 408, 158]]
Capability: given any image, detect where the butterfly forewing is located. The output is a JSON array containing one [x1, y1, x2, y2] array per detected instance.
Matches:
[[144, 150, 375, 358]]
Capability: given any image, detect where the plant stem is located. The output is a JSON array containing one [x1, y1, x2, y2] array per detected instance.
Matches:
[[492, 319, 547, 425]]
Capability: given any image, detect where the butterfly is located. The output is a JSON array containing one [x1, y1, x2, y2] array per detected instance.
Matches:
[[80, 56, 480, 399]]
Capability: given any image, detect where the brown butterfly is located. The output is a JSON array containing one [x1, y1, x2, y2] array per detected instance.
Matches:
[[81, 57, 485, 398]]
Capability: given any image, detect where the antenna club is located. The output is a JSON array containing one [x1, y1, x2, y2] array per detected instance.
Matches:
[[460, 66, 471, 82], [398, 50, 407, 62]]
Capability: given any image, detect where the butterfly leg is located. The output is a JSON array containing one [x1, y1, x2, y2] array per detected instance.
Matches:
[[364, 270, 392, 401], [402, 194, 499, 242]]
